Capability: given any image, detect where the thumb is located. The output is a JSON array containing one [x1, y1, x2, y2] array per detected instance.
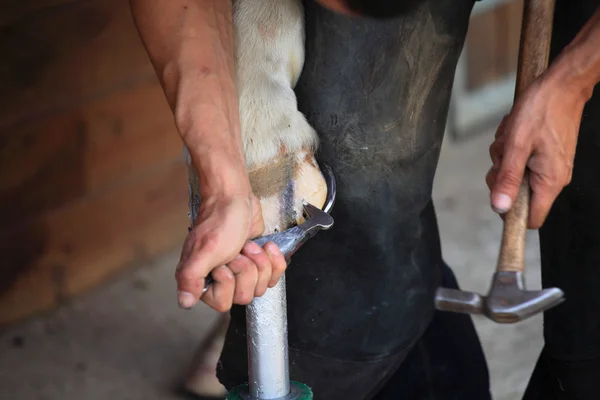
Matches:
[[491, 140, 531, 214], [175, 233, 235, 304]]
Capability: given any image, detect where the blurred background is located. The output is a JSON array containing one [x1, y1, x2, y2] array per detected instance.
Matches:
[[0, 0, 543, 399]]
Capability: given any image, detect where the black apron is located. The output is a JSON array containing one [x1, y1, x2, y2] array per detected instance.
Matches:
[[218, 1, 476, 398]]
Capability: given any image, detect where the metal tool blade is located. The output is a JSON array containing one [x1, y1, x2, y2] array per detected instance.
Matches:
[[201, 164, 336, 294]]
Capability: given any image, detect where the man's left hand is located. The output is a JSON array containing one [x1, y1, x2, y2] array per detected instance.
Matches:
[[486, 72, 587, 229]]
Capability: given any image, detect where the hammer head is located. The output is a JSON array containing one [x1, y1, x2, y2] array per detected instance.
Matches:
[[435, 271, 565, 324]]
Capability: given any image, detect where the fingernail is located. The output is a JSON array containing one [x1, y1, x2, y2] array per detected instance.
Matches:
[[244, 241, 262, 254], [266, 243, 281, 256], [178, 291, 197, 309], [492, 193, 512, 214], [219, 265, 235, 278]]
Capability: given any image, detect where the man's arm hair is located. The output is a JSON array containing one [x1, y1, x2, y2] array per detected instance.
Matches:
[[129, 0, 251, 198]]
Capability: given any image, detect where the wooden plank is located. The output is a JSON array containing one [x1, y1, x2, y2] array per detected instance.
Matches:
[[0, 161, 189, 327], [466, 7, 502, 91], [0, 80, 182, 228], [0, 0, 156, 132], [0, 0, 192, 327]]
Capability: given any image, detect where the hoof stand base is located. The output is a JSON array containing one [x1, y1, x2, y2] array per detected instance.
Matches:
[[226, 381, 312, 400]]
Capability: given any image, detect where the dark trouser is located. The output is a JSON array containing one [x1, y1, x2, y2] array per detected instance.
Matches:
[[523, 349, 600, 400], [373, 263, 491, 400], [521, 101, 600, 400], [218, 1, 491, 398], [521, 2, 600, 398], [521, 84, 600, 399]]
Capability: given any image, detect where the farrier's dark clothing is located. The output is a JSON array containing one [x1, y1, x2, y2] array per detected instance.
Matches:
[[540, 0, 600, 361], [522, 1, 600, 399], [217, 0, 600, 398], [217, 1, 491, 399]]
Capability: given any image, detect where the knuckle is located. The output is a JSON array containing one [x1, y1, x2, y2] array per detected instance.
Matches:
[[498, 169, 522, 188], [260, 254, 274, 270], [495, 116, 508, 138], [229, 256, 251, 274], [274, 259, 287, 274], [201, 231, 221, 253], [174, 262, 184, 279], [243, 241, 262, 253], [268, 276, 281, 288], [564, 172, 573, 186], [254, 259, 269, 272], [535, 175, 554, 189], [551, 171, 563, 187], [490, 138, 502, 151], [485, 174, 493, 190], [255, 285, 267, 297], [510, 137, 530, 155], [236, 291, 254, 305], [219, 269, 235, 284], [178, 268, 199, 285], [226, 257, 242, 272], [238, 259, 255, 275], [563, 165, 574, 186], [247, 251, 269, 269], [536, 171, 561, 190], [530, 213, 545, 229], [266, 242, 284, 258], [213, 302, 230, 313]]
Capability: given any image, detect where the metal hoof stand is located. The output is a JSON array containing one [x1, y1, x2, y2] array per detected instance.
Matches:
[[225, 166, 337, 400], [227, 381, 313, 400]]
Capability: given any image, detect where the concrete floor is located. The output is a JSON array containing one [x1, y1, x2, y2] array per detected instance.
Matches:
[[0, 128, 544, 400]]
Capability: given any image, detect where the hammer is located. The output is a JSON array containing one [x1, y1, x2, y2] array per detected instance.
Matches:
[[435, 0, 565, 323]]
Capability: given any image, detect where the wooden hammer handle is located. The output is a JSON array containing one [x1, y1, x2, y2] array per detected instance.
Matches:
[[497, 0, 555, 273]]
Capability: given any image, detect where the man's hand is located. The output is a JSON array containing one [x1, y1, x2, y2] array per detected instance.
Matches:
[[486, 74, 587, 229], [176, 193, 287, 312], [130, 0, 288, 312], [485, 5, 600, 229]]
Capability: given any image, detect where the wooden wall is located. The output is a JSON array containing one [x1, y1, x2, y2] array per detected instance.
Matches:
[[0, 0, 189, 326]]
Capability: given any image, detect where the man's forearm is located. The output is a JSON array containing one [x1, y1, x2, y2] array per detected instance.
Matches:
[[547, 7, 600, 102], [130, 0, 250, 198]]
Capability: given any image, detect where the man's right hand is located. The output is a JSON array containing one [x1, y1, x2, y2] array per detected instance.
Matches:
[[176, 193, 288, 312]]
